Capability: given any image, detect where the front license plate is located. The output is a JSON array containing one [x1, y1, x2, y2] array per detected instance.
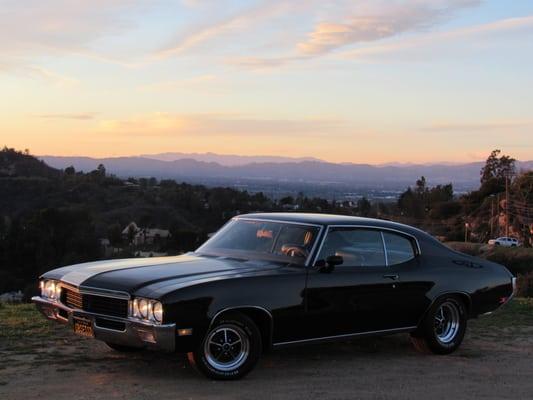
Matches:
[[73, 317, 94, 338]]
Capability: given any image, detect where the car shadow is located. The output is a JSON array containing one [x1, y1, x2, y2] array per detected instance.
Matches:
[[90, 333, 418, 381]]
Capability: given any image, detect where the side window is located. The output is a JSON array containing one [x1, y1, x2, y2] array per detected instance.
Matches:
[[272, 225, 317, 259], [316, 228, 386, 267], [382, 232, 416, 265]]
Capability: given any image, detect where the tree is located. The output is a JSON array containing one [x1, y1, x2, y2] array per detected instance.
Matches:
[[357, 197, 372, 217], [107, 223, 123, 248], [97, 164, 106, 176], [415, 176, 427, 195], [511, 171, 533, 247], [480, 149, 515, 185], [279, 196, 294, 206]]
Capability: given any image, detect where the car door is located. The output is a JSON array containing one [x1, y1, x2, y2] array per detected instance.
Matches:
[[303, 227, 404, 339], [380, 231, 431, 327]]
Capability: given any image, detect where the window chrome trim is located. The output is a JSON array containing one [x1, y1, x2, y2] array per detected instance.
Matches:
[[222, 217, 325, 267], [380, 231, 389, 266], [235, 217, 323, 229], [311, 224, 421, 267]]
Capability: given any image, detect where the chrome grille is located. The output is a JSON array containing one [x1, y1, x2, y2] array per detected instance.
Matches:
[[61, 286, 83, 309], [83, 294, 128, 318], [60, 286, 129, 318]]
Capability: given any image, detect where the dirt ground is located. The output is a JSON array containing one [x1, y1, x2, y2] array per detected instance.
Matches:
[[1, 302, 533, 400]]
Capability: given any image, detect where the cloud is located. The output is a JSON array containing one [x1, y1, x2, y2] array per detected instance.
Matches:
[[297, 0, 480, 55], [36, 113, 97, 120], [97, 112, 348, 137], [338, 15, 533, 61], [231, 12, 533, 70], [156, 1, 302, 58], [0, 0, 144, 77]]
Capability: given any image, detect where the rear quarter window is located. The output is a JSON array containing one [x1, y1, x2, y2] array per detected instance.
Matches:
[[382, 231, 416, 265]]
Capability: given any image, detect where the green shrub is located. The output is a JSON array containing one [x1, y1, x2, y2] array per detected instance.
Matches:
[[445, 242, 484, 256], [446, 243, 533, 275], [485, 247, 533, 276]]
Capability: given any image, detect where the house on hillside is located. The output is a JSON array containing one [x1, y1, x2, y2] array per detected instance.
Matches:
[[122, 222, 171, 246], [122, 222, 141, 242]]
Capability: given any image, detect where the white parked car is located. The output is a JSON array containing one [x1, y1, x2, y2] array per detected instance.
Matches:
[[488, 237, 521, 247]]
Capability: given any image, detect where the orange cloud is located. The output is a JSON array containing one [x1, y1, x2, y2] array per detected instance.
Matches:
[[96, 112, 349, 138], [297, 0, 479, 55]]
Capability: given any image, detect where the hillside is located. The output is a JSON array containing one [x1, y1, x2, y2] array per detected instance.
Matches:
[[1, 147, 60, 178]]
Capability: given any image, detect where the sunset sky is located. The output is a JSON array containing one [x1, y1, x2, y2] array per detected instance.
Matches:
[[1, 0, 533, 164]]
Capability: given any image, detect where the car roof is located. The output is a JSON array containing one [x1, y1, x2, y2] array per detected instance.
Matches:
[[237, 212, 428, 237]]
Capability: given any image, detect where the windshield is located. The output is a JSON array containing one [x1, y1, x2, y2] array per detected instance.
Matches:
[[196, 219, 320, 265]]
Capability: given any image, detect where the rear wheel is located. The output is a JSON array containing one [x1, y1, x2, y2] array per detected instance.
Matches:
[[188, 312, 262, 380], [411, 296, 467, 355]]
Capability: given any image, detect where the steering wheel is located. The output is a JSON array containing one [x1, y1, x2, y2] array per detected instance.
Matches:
[[281, 244, 309, 259]]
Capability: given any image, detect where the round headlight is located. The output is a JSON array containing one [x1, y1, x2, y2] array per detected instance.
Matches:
[[152, 302, 163, 322], [53, 283, 61, 299], [138, 299, 149, 318], [132, 298, 139, 318], [44, 281, 55, 298]]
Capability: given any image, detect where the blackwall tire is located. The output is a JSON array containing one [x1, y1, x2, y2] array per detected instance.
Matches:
[[411, 296, 467, 355], [188, 312, 262, 380]]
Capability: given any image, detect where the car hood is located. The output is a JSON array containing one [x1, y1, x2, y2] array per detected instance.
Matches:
[[43, 253, 282, 295]]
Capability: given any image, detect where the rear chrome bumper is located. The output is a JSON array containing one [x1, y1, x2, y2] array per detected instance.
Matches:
[[32, 296, 176, 352]]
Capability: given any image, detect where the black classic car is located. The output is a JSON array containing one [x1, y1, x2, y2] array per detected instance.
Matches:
[[33, 213, 515, 379]]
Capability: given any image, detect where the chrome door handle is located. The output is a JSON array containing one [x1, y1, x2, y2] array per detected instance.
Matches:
[[383, 274, 399, 280]]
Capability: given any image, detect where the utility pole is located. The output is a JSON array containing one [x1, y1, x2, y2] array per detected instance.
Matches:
[[490, 196, 494, 238], [496, 192, 500, 236], [505, 173, 511, 237]]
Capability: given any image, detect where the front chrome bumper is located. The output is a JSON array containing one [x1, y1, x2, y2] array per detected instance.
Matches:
[[32, 296, 176, 352]]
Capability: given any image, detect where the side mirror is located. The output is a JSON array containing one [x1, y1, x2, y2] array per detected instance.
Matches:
[[318, 255, 343, 272], [326, 255, 343, 268]]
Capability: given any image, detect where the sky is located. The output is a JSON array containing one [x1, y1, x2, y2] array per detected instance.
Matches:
[[1, 0, 533, 164]]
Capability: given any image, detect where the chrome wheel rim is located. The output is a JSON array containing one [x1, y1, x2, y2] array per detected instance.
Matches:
[[204, 325, 250, 371], [434, 301, 461, 344]]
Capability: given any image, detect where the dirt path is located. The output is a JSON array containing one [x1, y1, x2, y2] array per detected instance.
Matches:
[[1, 309, 533, 400]]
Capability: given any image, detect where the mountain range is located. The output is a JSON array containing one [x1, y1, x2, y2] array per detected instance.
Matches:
[[139, 152, 322, 166], [39, 153, 533, 190]]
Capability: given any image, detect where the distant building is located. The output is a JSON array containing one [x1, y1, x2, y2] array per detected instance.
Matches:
[[122, 222, 141, 240], [122, 222, 171, 246]]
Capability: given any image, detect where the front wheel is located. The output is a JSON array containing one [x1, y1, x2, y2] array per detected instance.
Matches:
[[187, 312, 262, 380], [411, 296, 467, 355]]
